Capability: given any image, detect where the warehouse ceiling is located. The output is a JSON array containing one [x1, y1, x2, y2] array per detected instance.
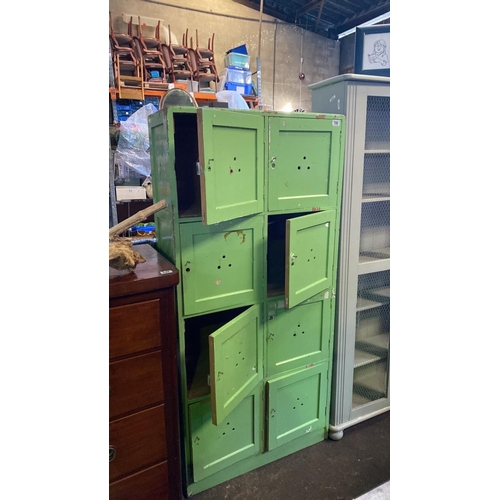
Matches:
[[239, 0, 390, 39]]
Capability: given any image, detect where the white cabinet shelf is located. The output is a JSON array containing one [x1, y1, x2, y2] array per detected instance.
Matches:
[[362, 194, 390, 203], [365, 149, 390, 154]]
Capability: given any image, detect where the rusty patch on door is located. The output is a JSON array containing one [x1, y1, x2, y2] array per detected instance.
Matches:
[[224, 230, 246, 243]]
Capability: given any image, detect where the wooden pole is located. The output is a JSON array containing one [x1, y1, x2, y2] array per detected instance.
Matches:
[[258, 0, 264, 58], [257, 0, 264, 109], [109, 199, 167, 239]]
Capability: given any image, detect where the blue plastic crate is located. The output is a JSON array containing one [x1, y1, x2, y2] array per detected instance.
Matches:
[[115, 104, 133, 111], [224, 81, 253, 95], [145, 97, 160, 107]]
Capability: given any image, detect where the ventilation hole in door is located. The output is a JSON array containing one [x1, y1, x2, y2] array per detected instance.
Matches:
[[238, 169, 241, 172], [234, 157, 237, 161], [186, 268, 191, 273], [297, 166, 301, 170], [228, 264, 232, 267], [307, 166, 311, 169], [222, 255, 226, 258], [302, 331, 305, 335], [293, 333, 297, 337], [230, 167, 234, 174], [217, 265, 221, 269]]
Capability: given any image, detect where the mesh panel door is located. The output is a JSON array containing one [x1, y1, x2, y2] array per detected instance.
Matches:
[[352, 94, 390, 409]]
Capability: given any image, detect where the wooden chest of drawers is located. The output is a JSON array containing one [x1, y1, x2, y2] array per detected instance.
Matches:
[[109, 244, 181, 500]]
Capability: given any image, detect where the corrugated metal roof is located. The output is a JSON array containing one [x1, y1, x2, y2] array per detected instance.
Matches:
[[241, 0, 390, 39]]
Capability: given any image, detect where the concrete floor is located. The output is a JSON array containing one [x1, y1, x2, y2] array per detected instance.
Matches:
[[187, 411, 390, 500]]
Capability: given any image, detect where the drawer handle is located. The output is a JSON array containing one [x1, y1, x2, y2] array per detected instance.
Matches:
[[109, 445, 117, 462]]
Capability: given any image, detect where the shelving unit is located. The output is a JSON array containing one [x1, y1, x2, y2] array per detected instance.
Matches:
[[109, 86, 259, 113], [309, 74, 390, 440], [148, 106, 345, 495]]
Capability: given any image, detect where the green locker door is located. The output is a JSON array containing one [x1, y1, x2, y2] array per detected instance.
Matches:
[[209, 304, 264, 425], [189, 384, 263, 482], [267, 363, 328, 451], [197, 108, 265, 225], [179, 216, 265, 316], [267, 292, 332, 377], [267, 114, 344, 212], [285, 210, 336, 309]]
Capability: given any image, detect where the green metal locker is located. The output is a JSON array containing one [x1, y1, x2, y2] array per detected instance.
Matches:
[[148, 106, 345, 496]]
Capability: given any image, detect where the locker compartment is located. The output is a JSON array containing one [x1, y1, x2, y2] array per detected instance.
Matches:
[[150, 107, 265, 225], [172, 112, 202, 217], [267, 211, 335, 309], [267, 363, 328, 450], [267, 114, 344, 212], [189, 385, 263, 482], [184, 304, 264, 425], [267, 213, 293, 298], [266, 293, 332, 377], [180, 216, 265, 316]]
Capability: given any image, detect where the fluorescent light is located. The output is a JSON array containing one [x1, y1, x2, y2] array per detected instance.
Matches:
[[337, 11, 390, 39]]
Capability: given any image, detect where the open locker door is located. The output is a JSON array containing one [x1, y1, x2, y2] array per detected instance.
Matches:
[[285, 210, 336, 309], [197, 108, 264, 225], [209, 304, 263, 425]]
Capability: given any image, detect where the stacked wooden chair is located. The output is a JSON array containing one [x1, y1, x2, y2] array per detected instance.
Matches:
[[162, 26, 194, 85], [109, 12, 144, 99], [188, 29, 219, 88], [134, 17, 169, 88]]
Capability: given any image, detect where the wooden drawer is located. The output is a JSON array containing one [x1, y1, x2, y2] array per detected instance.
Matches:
[[109, 461, 169, 500], [109, 405, 167, 482], [110, 300, 162, 359], [110, 351, 164, 419]]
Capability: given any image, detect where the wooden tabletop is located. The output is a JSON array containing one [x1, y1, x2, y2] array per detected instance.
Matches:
[[109, 244, 179, 299]]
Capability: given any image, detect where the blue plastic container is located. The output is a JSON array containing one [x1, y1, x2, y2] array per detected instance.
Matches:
[[225, 81, 253, 95], [225, 44, 248, 55], [225, 66, 251, 84], [224, 52, 250, 70]]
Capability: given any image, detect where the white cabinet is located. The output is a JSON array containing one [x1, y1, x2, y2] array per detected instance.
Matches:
[[309, 74, 390, 439]]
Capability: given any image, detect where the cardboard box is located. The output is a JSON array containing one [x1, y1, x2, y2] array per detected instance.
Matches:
[[116, 186, 147, 201]]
